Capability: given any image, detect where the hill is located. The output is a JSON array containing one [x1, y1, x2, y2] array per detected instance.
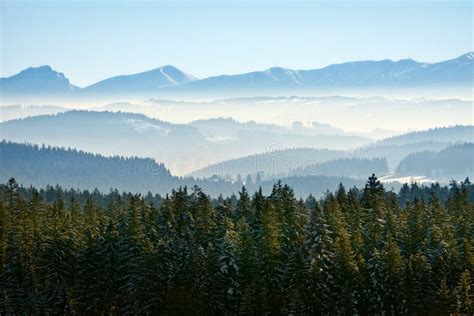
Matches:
[[0, 141, 371, 198], [0, 140, 174, 193], [0, 111, 208, 174], [189, 117, 346, 140], [395, 143, 474, 179], [0, 111, 371, 174], [191, 126, 473, 180], [372, 125, 473, 147], [291, 157, 388, 179], [353, 141, 454, 170], [190, 148, 346, 179], [355, 125, 474, 169], [0, 104, 68, 122]]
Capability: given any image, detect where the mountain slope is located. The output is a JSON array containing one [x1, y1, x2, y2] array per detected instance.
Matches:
[[0, 140, 173, 193], [291, 157, 389, 179], [372, 125, 474, 147], [399, 52, 474, 85], [190, 125, 473, 180], [0, 140, 370, 198], [190, 148, 347, 179], [0, 65, 79, 94], [349, 125, 473, 169], [83, 65, 197, 94], [188, 117, 345, 141], [395, 143, 474, 179], [0, 110, 371, 174], [0, 104, 68, 122], [0, 110, 208, 174]]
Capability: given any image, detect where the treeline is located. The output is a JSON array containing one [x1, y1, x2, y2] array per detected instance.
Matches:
[[1, 176, 473, 314]]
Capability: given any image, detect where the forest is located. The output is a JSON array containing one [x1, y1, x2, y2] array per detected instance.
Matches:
[[1, 175, 472, 314], [0, 140, 366, 197], [396, 143, 474, 179], [290, 157, 388, 179]]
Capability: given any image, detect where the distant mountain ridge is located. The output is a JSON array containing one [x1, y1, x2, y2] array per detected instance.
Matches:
[[0, 65, 79, 94], [84, 65, 197, 94], [1, 52, 472, 98], [371, 125, 474, 146]]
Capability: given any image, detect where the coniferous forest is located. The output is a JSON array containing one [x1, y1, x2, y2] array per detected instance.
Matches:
[[1, 175, 473, 315], [2, 2, 473, 315]]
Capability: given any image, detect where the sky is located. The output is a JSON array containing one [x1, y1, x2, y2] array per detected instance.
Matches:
[[1, 0, 473, 87]]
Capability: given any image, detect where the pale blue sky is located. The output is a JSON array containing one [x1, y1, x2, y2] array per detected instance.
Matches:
[[1, 0, 472, 87]]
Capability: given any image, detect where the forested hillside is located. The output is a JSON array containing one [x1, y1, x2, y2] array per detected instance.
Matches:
[[0, 141, 173, 193], [190, 148, 346, 179], [396, 143, 474, 179], [374, 125, 473, 147], [0, 141, 367, 197], [191, 141, 461, 180], [1, 176, 472, 314], [353, 141, 452, 170], [0, 110, 370, 174], [291, 157, 388, 178]]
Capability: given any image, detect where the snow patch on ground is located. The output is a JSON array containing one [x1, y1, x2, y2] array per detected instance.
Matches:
[[379, 173, 436, 184], [124, 119, 170, 135], [205, 136, 238, 143], [160, 68, 178, 85]]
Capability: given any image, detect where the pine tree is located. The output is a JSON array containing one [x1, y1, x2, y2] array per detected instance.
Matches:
[[235, 215, 258, 313], [324, 193, 358, 314], [449, 181, 474, 273], [436, 277, 456, 314], [206, 202, 239, 313], [404, 252, 435, 314], [302, 196, 334, 314], [373, 217, 404, 314], [35, 196, 77, 314], [454, 269, 473, 314], [427, 193, 459, 290]]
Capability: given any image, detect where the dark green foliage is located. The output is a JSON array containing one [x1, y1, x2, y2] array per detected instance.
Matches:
[[1, 176, 473, 314]]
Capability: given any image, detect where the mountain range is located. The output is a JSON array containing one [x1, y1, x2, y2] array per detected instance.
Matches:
[[1, 52, 472, 99]]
